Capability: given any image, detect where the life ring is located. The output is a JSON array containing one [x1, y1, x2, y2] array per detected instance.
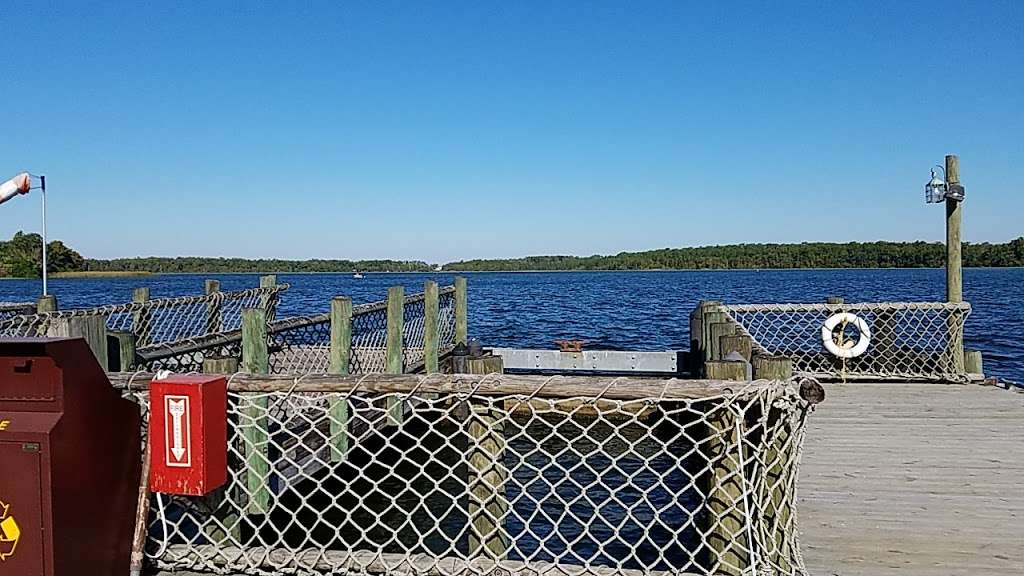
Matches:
[[821, 312, 871, 358]]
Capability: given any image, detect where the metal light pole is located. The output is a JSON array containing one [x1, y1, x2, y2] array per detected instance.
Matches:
[[40, 175, 48, 296]]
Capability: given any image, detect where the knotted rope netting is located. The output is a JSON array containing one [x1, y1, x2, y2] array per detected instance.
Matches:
[[0, 301, 34, 323], [115, 373, 822, 576], [0, 285, 287, 347], [718, 301, 971, 382]]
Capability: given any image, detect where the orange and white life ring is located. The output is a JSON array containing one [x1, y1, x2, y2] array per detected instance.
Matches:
[[0, 173, 31, 205], [821, 312, 871, 358]]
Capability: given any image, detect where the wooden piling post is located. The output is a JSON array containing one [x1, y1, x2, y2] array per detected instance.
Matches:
[[385, 285, 405, 425], [201, 354, 241, 543], [46, 315, 108, 366], [750, 354, 796, 572], [701, 308, 727, 366], [205, 279, 222, 334], [752, 355, 793, 380], [945, 154, 963, 304], [107, 330, 137, 371], [203, 355, 239, 375], [466, 356, 509, 559], [455, 276, 468, 346], [704, 359, 748, 575], [965, 349, 984, 379], [424, 281, 440, 373], [329, 296, 353, 462], [36, 294, 57, 314], [691, 301, 720, 372], [719, 334, 752, 362], [708, 321, 736, 362], [259, 274, 278, 320], [241, 308, 271, 515], [132, 287, 151, 347], [705, 358, 749, 381], [826, 296, 844, 305]]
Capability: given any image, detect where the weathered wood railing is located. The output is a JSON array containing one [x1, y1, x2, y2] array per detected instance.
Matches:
[[131, 279, 467, 378], [690, 298, 981, 382], [111, 372, 823, 576]]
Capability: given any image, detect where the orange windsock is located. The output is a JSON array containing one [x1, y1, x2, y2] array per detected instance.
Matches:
[[0, 173, 31, 205]]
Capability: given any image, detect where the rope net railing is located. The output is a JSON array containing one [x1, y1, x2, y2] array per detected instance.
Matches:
[[718, 301, 971, 382], [117, 374, 821, 576], [141, 287, 457, 375], [0, 285, 287, 347], [267, 287, 457, 375], [0, 301, 34, 322]]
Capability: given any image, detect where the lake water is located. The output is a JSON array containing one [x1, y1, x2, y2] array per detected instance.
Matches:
[[2, 268, 1022, 381]]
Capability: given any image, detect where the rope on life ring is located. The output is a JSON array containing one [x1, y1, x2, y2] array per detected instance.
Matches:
[[821, 312, 871, 359]]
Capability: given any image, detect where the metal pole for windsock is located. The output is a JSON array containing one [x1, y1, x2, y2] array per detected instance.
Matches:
[[1, 172, 49, 295]]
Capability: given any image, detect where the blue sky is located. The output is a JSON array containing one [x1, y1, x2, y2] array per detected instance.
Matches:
[[1, 1, 1021, 263]]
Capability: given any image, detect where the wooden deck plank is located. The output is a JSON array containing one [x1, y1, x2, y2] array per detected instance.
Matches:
[[798, 383, 1024, 576]]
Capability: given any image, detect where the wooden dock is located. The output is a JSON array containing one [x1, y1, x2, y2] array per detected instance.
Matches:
[[799, 382, 1024, 576]]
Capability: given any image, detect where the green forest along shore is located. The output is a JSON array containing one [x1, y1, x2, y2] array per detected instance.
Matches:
[[2, 231, 1022, 277]]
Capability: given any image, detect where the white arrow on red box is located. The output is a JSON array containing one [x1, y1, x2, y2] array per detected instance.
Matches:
[[165, 395, 192, 467]]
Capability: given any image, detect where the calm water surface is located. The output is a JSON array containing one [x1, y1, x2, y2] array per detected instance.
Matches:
[[2, 268, 1021, 381]]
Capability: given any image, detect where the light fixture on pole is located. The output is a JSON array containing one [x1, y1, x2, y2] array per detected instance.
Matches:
[[0, 171, 49, 296], [924, 163, 966, 204]]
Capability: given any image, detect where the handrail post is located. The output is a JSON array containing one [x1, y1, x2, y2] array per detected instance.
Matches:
[[205, 279, 222, 334], [36, 294, 57, 314], [704, 361, 747, 575], [385, 285, 405, 425], [132, 287, 151, 347], [329, 296, 353, 462], [241, 308, 271, 515], [455, 276, 468, 346], [751, 355, 796, 572], [424, 281, 440, 373], [107, 330, 137, 371], [259, 275, 278, 321]]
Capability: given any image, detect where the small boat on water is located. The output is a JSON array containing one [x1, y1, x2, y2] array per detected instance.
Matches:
[[353, 272, 364, 279]]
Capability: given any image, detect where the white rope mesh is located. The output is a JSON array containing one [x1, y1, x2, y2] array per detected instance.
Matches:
[[267, 287, 457, 375], [120, 376, 816, 576], [134, 287, 456, 375], [0, 285, 287, 346], [718, 301, 971, 381], [0, 301, 34, 322]]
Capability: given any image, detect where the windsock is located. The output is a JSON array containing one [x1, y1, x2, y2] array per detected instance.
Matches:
[[0, 173, 31, 205]]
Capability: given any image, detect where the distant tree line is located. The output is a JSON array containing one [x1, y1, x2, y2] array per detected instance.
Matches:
[[84, 257, 433, 274], [3, 231, 1022, 278], [0, 231, 431, 277], [0, 231, 85, 277], [442, 238, 1024, 271]]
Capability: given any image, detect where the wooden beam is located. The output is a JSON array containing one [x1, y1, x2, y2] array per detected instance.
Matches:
[[386, 286, 405, 424], [329, 296, 353, 462], [106, 372, 825, 404], [424, 281, 440, 373], [455, 276, 468, 346], [704, 359, 747, 575], [241, 308, 270, 515], [47, 315, 108, 366], [945, 154, 963, 304], [132, 287, 151, 347], [36, 294, 57, 313], [107, 330, 137, 371], [205, 279, 222, 334]]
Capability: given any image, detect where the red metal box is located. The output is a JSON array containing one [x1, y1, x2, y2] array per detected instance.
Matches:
[[0, 338, 141, 576], [149, 374, 228, 496]]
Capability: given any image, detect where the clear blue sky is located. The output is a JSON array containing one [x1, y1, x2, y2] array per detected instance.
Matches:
[[1, 1, 1021, 263]]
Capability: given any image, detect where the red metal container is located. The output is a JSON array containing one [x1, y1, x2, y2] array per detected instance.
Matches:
[[0, 338, 141, 576], [149, 374, 228, 496]]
